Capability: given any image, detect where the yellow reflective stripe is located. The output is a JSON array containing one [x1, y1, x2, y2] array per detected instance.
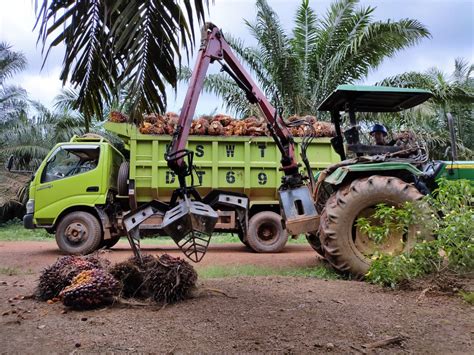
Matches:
[[446, 164, 474, 169]]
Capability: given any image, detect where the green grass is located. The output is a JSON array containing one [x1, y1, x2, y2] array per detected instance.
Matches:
[[459, 291, 474, 305], [198, 264, 339, 280], [0, 221, 311, 246], [0, 266, 34, 276], [0, 220, 52, 241]]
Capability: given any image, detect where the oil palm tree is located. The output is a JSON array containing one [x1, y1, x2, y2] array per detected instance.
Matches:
[[0, 42, 28, 123], [186, 0, 430, 117], [376, 58, 474, 158], [0, 101, 85, 171], [35, 0, 209, 123]]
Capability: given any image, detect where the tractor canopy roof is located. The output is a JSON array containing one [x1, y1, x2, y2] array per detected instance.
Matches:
[[318, 85, 433, 112]]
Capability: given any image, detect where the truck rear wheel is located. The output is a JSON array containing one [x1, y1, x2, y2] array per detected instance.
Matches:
[[117, 162, 129, 196], [55, 212, 102, 255], [100, 235, 121, 249], [247, 211, 287, 253], [319, 176, 425, 278]]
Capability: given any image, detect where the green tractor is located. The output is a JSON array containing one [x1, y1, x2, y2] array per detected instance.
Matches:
[[307, 85, 474, 277]]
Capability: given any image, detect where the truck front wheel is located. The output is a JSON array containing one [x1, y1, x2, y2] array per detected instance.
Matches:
[[319, 176, 425, 278], [55, 212, 102, 255], [247, 211, 288, 253]]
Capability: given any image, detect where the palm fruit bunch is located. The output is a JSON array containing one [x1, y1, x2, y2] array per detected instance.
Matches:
[[35, 256, 99, 301], [109, 253, 158, 298], [111, 111, 335, 138], [244, 116, 269, 136], [143, 254, 197, 304], [59, 269, 120, 310], [312, 120, 335, 137], [208, 120, 224, 135], [164, 112, 180, 134], [109, 111, 129, 123], [190, 117, 210, 135], [84, 253, 111, 270], [393, 131, 417, 147], [109, 261, 144, 298]]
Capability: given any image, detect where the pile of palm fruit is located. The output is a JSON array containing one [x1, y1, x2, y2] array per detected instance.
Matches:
[[108, 111, 335, 138], [36, 253, 197, 310]]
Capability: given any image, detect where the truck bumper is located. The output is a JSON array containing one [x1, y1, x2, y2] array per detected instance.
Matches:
[[23, 214, 35, 229]]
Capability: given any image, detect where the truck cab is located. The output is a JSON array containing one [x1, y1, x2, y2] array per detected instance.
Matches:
[[24, 135, 124, 253]]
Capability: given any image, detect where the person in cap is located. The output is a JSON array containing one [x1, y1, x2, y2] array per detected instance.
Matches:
[[370, 124, 390, 145]]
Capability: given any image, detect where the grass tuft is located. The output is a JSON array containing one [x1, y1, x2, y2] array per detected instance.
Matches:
[[459, 291, 474, 305], [0, 266, 34, 276]]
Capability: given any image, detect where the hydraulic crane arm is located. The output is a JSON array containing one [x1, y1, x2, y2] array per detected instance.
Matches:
[[167, 23, 300, 184], [122, 23, 320, 265]]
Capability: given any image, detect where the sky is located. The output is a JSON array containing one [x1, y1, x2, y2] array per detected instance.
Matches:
[[0, 0, 473, 115]]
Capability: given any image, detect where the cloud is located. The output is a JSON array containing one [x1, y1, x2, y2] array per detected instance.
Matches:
[[17, 66, 65, 108]]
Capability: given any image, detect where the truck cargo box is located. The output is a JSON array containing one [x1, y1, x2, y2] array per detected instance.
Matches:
[[105, 122, 340, 207]]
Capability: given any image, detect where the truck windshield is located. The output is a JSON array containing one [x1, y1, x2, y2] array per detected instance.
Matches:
[[41, 146, 100, 183]]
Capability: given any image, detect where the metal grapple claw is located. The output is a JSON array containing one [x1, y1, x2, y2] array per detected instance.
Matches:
[[161, 197, 218, 262]]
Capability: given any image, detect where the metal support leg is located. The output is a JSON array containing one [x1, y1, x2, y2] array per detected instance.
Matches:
[[126, 227, 142, 264]]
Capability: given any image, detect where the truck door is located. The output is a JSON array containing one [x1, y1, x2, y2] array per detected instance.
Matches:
[[34, 144, 103, 224]]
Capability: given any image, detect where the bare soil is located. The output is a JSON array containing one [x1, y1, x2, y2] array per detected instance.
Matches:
[[1, 241, 473, 354]]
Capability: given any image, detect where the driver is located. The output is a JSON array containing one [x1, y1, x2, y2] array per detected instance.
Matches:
[[370, 124, 393, 146]]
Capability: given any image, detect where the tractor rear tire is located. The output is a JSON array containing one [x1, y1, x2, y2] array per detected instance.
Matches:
[[319, 176, 426, 278], [306, 232, 325, 257], [247, 211, 288, 253]]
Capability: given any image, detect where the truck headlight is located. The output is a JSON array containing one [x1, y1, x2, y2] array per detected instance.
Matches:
[[26, 199, 35, 214]]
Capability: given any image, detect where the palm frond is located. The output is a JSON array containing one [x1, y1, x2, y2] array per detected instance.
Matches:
[[0, 42, 27, 84], [34, 0, 209, 121]]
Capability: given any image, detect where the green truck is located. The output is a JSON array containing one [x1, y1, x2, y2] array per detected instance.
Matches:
[[23, 121, 339, 254]]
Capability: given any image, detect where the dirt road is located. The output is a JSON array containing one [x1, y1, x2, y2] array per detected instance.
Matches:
[[0, 241, 472, 354], [0, 240, 319, 272]]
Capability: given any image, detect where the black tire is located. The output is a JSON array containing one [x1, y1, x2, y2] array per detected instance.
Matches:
[[247, 211, 288, 253], [55, 212, 102, 255], [117, 162, 129, 196], [100, 235, 121, 249], [319, 176, 426, 278], [306, 231, 325, 256]]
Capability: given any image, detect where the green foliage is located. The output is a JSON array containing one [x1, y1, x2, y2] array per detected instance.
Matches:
[[34, 0, 208, 121], [186, 0, 430, 116], [357, 202, 423, 244], [376, 59, 474, 159], [0, 42, 28, 124], [366, 179, 474, 287]]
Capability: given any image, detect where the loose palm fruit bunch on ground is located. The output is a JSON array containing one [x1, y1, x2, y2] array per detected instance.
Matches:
[[109, 253, 158, 299], [59, 269, 120, 310], [109, 260, 145, 298], [35, 256, 100, 301], [143, 254, 198, 304]]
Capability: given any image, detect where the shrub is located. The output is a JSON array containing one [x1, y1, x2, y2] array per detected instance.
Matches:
[[364, 179, 473, 287]]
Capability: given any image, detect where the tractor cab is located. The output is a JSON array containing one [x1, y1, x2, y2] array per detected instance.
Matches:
[[318, 84, 433, 161]]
